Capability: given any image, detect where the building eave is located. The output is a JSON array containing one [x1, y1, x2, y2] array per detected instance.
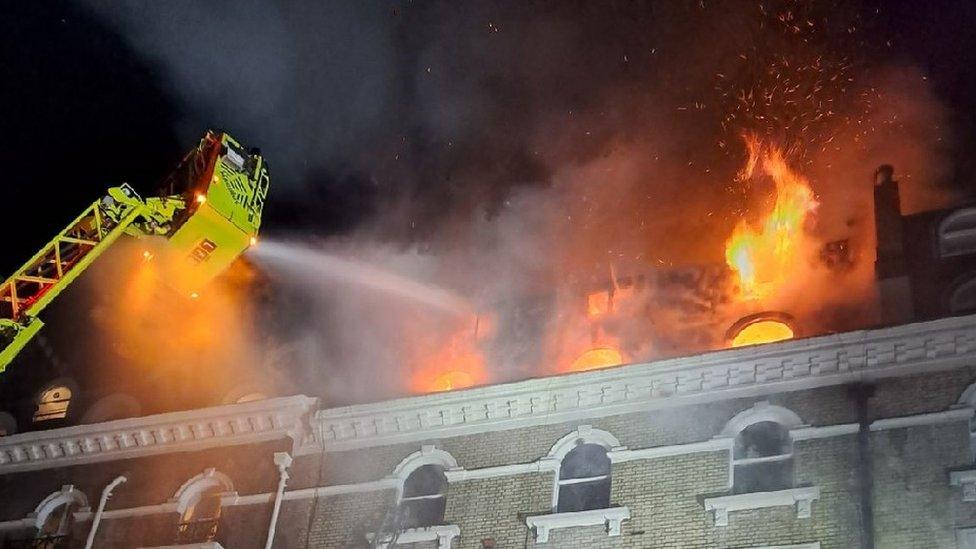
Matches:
[[0, 395, 318, 474], [310, 314, 976, 452]]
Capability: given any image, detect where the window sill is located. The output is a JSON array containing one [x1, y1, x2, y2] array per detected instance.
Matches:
[[525, 506, 630, 543], [139, 541, 224, 549], [950, 469, 976, 501], [703, 486, 820, 526], [368, 524, 460, 549]]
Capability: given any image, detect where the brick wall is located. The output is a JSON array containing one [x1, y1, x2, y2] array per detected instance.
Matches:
[[4, 367, 976, 547]]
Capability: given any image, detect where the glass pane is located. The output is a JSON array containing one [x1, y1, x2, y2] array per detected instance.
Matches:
[[557, 478, 611, 513], [559, 444, 610, 480], [403, 465, 447, 498], [401, 496, 446, 528], [733, 459, 793, 494], [734, 421, 791, 459]]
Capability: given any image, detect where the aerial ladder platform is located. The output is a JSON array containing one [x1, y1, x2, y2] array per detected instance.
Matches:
[[0, 130, 269, 372]]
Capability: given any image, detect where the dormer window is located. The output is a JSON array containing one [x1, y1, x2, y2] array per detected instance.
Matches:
[[938, 207, 976, 258], [34, 386, 71, 422]]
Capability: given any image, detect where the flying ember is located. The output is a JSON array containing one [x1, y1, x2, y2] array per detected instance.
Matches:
[[725, 135, 819, 300]]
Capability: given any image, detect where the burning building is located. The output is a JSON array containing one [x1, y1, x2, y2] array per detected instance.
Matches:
[[1, 162, 976, 547]]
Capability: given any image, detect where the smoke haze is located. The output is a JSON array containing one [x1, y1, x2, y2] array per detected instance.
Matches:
[[81, 1, 973, 404]]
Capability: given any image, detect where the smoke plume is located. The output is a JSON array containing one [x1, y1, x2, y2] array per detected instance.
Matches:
[[82, 1, 969, 404]]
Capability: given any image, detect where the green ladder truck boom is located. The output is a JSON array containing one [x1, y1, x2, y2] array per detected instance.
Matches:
[[0, 130, 269, 373]]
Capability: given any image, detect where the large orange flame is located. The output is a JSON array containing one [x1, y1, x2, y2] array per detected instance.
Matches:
[[725, 136, 818, 300]]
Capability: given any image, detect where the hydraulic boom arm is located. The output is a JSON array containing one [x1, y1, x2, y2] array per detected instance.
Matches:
[[0, 130, 269, 373]]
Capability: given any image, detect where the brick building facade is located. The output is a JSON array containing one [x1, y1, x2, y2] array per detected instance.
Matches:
[[3, 314, 976, 548]]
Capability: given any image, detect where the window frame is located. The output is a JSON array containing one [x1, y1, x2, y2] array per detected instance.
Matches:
[[392, 446, 457, 529], [938, 207, 976, 258], [721, 403, 803, 494], [547, 426, 620, 513]]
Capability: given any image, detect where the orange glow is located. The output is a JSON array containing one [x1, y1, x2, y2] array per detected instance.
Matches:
[[410, 317, 489, 394], [569, 346, 624, 372], [725, 135, 818, 300], [195, 193, 207, 204], [430, 371, 474, 392], [730, 319, 795, 347], [249, 236, 258, 247], [413, 349, 484, 393], [142, 250, 153, 261], [587, 291, 610, 317]]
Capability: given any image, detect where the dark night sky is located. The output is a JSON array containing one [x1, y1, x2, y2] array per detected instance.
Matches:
[[2, 0, 975, 274]]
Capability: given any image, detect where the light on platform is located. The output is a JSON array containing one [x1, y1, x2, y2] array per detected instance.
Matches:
[[195, 193, 207, 204]]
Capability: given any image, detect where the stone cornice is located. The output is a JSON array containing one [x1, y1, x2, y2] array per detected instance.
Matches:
[[312, 315, 976, 451], [0, 396, 317, 474]]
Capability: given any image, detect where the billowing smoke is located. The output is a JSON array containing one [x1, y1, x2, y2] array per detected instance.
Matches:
[[82, 1, 970, 405]]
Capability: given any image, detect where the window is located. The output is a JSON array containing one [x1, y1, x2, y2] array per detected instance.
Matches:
[[557, 443, 611, 513], [172, 469, 232, 545], [733, 421, 794, 494], [34, 386, 71, 422], [26, 487, 87, 548], [958, 527, 976, 549], [177, 485, 222, 543], [79, 393, 140, 424], [399, 464, 448, 528], [35, 501, 75, 546], [938, 207, 976, 258], [949, 275, 976, 314]]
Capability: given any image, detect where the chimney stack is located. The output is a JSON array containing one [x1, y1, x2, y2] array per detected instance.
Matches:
[[873, 165, 914, 324]]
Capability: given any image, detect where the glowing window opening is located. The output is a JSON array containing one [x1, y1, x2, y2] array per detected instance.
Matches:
[[33, 386, 72, 422]]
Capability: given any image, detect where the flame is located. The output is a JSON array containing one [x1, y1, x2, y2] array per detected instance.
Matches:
[[725, 135, 818, 299], [730, 319, 794, 347], [410, 316, 489, 393], [430, 371, 475, 392], [569, 346, 624, 372]]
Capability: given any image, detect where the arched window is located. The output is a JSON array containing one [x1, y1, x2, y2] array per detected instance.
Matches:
[[177, 485, 222, 543], [732, 421, 794, 493], [721, 402, 800, 494], [172, 469, 232, 544], [34, 385, 72, 422], [557, 443, 611, 512], [938, 207, 976, 258], [80, 393, 141, 424], [949, 275, 976, 314], [391, 446, 457, 530], [548, 426, 619, 513], [0, 411, 17, 436], [32, 486, 88, 546], [399, 464, 448, 528], [956, 383, 976, 463]]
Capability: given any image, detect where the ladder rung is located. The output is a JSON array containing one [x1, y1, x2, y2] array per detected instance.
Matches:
[[14, 275, 58, 285], [57, 236, 99, 246]]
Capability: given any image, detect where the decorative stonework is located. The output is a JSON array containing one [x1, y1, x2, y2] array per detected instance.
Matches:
[[369, 525, 460, 549], [525, 507, 630, 542], [704, 486, 821, 526], [313, 315, 976, 451], [950, 470, 976, 501], [139, 541, 224, 549], [0, 396, 317, 474]]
